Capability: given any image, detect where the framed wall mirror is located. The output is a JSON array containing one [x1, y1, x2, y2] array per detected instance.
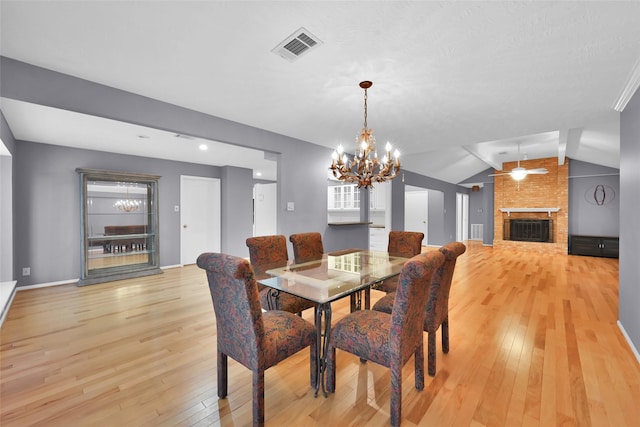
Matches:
[[77, 168, 162, 286]]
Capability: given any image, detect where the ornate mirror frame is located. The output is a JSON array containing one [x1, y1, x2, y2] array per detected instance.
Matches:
[[77, 168, 162, 286]]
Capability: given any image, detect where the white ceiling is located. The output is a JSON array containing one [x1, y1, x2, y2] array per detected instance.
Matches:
[[1, 1, 639, 184], [0, 98, 278, 180]]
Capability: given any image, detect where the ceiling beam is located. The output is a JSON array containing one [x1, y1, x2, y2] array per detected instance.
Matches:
[[564, 128, 583, 161], [558, 129, 568, 165], [462, 145, 502, 171]]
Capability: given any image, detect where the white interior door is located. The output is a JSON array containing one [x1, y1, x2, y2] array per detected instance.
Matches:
[[456, 192, 469, 242], [180, 176, 220, 265], [253, 183, 277, 236], [405, 190, 428, 241]]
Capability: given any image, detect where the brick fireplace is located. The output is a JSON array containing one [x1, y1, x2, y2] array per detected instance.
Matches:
[[493, 157, 569, 254]]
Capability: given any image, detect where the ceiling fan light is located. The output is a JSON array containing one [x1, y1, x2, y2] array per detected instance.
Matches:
[[511, 167, 527, 181]]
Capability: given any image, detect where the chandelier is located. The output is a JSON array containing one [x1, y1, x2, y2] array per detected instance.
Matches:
[[114, 187, 141, 213], [330, 81, 400, 189]]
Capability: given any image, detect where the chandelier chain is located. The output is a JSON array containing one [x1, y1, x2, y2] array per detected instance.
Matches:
[[363, 86, 368, 130]]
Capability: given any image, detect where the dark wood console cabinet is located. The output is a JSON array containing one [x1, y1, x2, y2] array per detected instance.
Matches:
[[570, 235, 619, 258]]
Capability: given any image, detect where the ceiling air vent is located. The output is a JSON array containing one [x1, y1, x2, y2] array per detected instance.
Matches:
[[272, 27, 322, 62]]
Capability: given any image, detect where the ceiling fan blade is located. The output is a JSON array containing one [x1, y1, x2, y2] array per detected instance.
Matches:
[[526, 168, 548, 174], [488, 172, 512, 177]]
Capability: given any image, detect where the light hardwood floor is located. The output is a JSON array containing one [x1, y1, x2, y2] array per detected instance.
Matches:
[[1, 242, 639, 426]]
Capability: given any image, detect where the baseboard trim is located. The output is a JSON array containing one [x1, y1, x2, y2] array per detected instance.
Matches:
[[14, 264, 183, 291], [1, 280, 17, 328], [618, 320, 640, 365], [18, 278, 78, 291]]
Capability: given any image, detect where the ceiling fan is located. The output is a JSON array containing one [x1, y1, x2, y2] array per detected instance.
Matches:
[[489, 143, 548, 181]]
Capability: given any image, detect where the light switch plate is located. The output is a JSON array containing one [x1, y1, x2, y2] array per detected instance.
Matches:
[[287, 202, 295, 211]]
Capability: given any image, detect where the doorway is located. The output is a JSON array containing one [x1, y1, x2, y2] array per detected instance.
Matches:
[[456, 192, 469, 242], [180, 176, 221, 265]]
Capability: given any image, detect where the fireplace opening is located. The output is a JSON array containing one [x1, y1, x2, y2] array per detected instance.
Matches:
[[504, 219, 553, 243]]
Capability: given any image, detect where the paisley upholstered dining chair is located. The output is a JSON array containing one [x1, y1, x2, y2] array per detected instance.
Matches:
[[289, 232, 324, 264], [374, 230, 425, 294], [373, 241, 466, 376], [246, 235, 316, 314], [196, 252, 317, 427], [326, 250, 445, 427]]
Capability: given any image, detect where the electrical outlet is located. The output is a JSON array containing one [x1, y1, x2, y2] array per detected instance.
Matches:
[[22, 267, 31, 276]]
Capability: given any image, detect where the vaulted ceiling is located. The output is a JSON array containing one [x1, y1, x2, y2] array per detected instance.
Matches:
[[2, 1, 639, 184]]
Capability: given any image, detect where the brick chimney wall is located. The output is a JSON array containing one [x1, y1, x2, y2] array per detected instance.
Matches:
[[493, 157, 569, 254]]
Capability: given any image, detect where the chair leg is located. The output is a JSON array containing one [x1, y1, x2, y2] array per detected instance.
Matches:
[[442, 317, 449, 353], [326, 346, 336, 393], [428, 331, 436, 377], [414, 341, 425, 391], [390, 363, 402, 427], [217, 351, 228, 398], [253, 369, 265, 427]]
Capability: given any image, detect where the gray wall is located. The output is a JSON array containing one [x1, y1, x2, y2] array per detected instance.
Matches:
[[0, 57, 372, 285], [428, 190, 445, 245], [390, 170, 466, 246], [0, 112, 15, 282], [619, 87, 640, 356], [220, 166, 253, 257], [12, 141, 223, 285], [482, 183, 495, 245], [459, 168, 495, 245], [469, 190, 484, 236], [568, 160, 620, 237]]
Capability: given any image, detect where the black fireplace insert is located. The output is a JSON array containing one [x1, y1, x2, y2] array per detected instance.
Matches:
[[503, 219, 553, 243]]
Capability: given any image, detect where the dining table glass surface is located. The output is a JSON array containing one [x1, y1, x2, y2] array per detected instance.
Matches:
[[259, 249, 408, 304]]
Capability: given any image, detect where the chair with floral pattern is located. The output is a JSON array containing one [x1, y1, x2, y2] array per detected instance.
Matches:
[[326, 250, 445, 427], [246, 235, 317, 314], [289, 232, 324, 264], [372, 241, 466, 376], [374, 230, 425, 294], [196, 252, 318, 427]]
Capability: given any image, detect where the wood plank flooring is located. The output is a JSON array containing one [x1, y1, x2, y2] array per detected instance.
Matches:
[[1, 242, 639, 426]]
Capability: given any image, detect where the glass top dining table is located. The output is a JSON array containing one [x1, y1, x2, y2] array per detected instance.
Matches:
[[257, 248, 409, 397]]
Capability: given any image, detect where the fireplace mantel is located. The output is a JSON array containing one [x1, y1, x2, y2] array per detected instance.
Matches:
[[500, 207, 560, 217]]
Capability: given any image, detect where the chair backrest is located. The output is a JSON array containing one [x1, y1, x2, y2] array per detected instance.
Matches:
[[387, 231, 424, 258], [424, 242, 467, 330], [289, 232, 324, 263], [246, 235, 289, 279], [196, 252, 262, 370], [390, 250, 445, 363]]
